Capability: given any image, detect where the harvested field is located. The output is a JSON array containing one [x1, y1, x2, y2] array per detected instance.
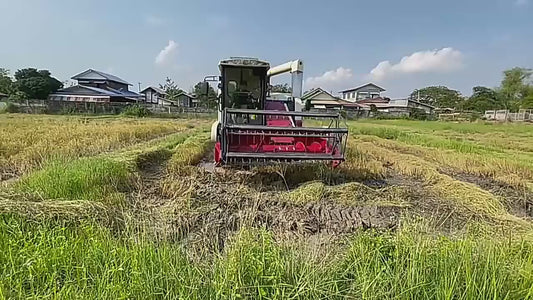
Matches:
[[1, 115, 533, 299], [0, 114, 210, 180]]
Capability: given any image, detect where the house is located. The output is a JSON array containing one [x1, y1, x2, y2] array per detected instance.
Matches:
[[268, 92, 292, 101], [357, 97, 435, 116], [386, 98, 434, 115], [301, 88, 362, 110], [176, 91, 198, 107], [340, 83, 385, 102], [140, 86, 198, 107], [141, 86, 167, 105], [48, 69, 141, 103], [0, 92, 7, 100]]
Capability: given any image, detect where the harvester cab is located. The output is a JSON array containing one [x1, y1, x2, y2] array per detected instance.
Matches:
[[204, 57, 348, 166]]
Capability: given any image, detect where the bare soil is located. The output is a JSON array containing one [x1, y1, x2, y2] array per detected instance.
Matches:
[[129, 155, 468, 251]]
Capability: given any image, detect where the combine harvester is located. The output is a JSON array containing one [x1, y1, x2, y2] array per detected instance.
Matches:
[[201, 57, 348, 167]]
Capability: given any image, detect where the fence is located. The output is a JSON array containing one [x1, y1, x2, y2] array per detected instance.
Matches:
[[2, 100, 216, 116], [484, 109, 533, 122], [309, 108, 370, 120]]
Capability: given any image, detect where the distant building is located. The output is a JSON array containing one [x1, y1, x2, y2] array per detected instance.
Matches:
[[362, 98, 435, 116], [141, 86, 167, 105], [268, 92, 292, 101], [303, 84, 435, 117], [141, 86, 198, 107], [176, 91, 198, 107], [340, 83, 385, 102], [301, 88, 362, 110], [0, 92, 7, 100], [48, 69, 141, 103]]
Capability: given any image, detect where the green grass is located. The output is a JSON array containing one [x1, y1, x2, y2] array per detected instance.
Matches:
[[0, 216, 532, 299], [15, 158, 132, 202], [13, 129, 207, 202], [357, 119, 533, 135]]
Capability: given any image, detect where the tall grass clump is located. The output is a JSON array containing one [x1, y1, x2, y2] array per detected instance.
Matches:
[[213, 228, 287, 298], [121, 104, 151, 117], [337, 229, 533, 299], [167, 132, 211, 173], [0, 101, 18, 114], [1, 218, 532, 299], [16, 157, 133, 201], [213, 228, 345, 299], [0, 215, 209, 299]]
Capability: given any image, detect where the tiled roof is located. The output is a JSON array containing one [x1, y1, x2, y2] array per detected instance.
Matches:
[[141, 86, 167, 95], [53, 85, 141, 98], [72, 69, 131, 85], [340, 83, 385, 93], [301, 88, 336, 100]]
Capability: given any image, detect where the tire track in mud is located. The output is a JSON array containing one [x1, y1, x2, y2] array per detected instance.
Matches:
[[132, 150, 471, 250], [164, 170, 405, 247]]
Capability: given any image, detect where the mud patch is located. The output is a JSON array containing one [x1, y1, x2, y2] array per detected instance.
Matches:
[[0, 169, 19, 185], [159, 169, 463, 248], [165, 175, 402, 251], [443, 170, 533, 219], [131, 157, 472, 252]]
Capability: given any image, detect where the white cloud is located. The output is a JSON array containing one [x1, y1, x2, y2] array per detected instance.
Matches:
[[369, 47, 464, 81], [145, 15, 166, 26], [155, 40, 178, 67], [305, 67, 354, 90], [515, 0, 528, 6]]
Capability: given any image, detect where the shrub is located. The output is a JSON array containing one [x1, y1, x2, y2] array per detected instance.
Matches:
[[59, 105, 79, 115], [469, 112, 482, 122], [122, 104, 151, 117], [0, 102, 19, 113], [409, 107, 428, 120]]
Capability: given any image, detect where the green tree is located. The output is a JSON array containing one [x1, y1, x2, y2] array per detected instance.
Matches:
[[522, 94, 533, 109], [410, 86, 463, 108], [304, 99, 312, 111], [498, 67, 533, 110], [271, 83, 292, 93], [461, 86, 503, 112], [0, 68, 14, 95], [500, 67, 532, 99], [193, 82, 217, 108], [14, 68, 62, 100], [159, 77, 184, 102]]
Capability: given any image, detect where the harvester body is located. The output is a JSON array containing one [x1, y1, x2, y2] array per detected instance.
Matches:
[[208, 57, 348, 166]]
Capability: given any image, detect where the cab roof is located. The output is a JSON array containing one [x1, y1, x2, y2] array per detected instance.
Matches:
[[219, 57, 270, 69]]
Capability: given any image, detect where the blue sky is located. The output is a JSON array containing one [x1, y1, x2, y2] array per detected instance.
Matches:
[[0, 0, 531, 97]]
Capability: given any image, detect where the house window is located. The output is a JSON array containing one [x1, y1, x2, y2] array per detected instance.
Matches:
[[352, 92, 356, 98], [357, 92, 369, 100]]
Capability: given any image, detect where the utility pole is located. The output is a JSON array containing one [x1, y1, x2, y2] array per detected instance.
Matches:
[[137, 82, 141, 104]]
